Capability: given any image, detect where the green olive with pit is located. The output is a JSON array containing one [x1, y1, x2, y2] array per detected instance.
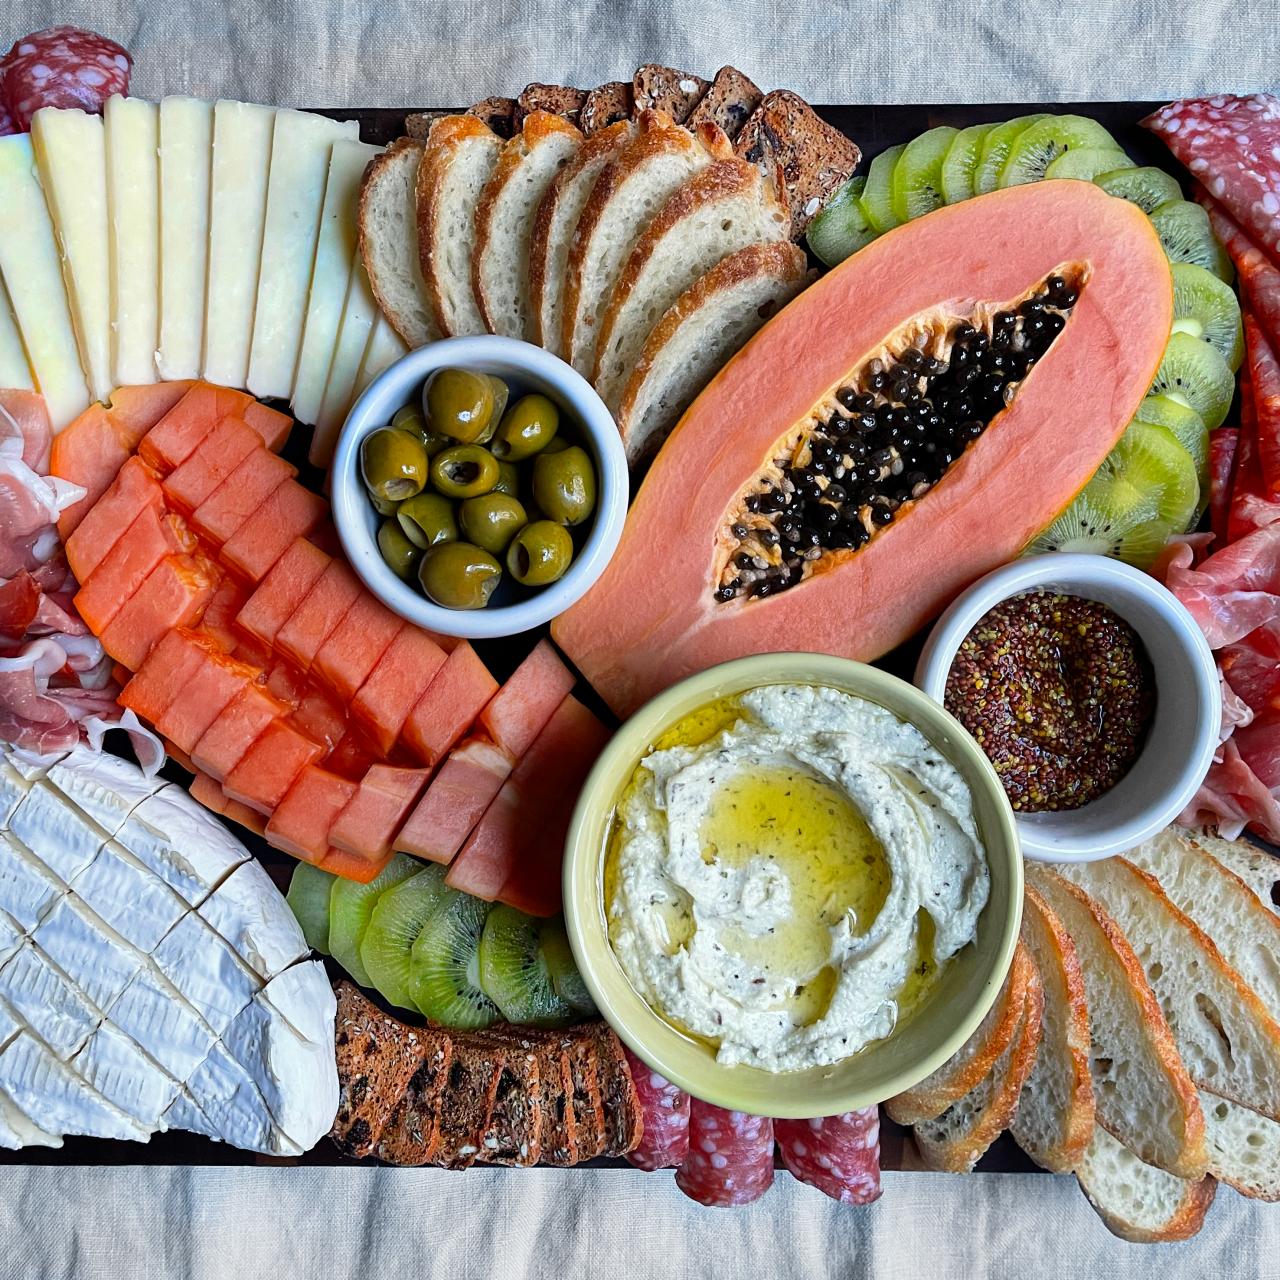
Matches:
[[491, 394, 560, 461], [361, 427, 428, 502], [430, 444, 501, 499], [424, 368, 508, 444], [507, 520, 574, 586], [492, 460, 520, 498], [418, 541, 503, 610], [531, 445, 596, 526], [377, 518, 423, 582], [459, 494, 528, 555], [397, 491, 458, 550]]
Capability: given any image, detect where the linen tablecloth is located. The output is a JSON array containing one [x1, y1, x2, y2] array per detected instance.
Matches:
[[3, 1, 1279, 1275]]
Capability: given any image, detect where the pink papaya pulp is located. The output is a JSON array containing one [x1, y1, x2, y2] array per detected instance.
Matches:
[[553, 181, 1174, 715]]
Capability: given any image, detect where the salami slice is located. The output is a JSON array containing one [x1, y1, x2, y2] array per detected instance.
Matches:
[[775, 1109, 883, 1206], [621, 1048, 690, 1171], [1227, 364, 1276, 544], [1200, 194, 1280, 356], [1245, 312, 1280, 496], [1210, 426, 1239, 547], [674, 1102, 774, 1207], [0, 27, 131, 131], [1144, 96, 1280, 265]]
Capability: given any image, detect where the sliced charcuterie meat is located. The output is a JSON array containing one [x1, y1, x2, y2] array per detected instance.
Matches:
[[1245, 312, 1280, 496], [621, 1047, 690, 1171], [0, 26, 132, 131], [1145, 95, 1280, 264], [1200, 194, 1280, 350], [1227, 365, 1280, 545], [1210, 426, 1239, 547], [775, 1109, 883, 1206], [675, 1102, 775, 1207]]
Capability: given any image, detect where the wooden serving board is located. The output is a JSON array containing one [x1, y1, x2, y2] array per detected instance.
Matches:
[[0, 100, 1175, 1172]]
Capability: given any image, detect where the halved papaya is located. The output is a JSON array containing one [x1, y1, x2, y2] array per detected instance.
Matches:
[[553, 181, 1174, 715]]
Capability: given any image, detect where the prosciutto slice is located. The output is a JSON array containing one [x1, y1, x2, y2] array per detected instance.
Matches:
[[775, 1110, 882, 1206], [1161, 523, 1280, 649], [1180, 737, 1280, 841]]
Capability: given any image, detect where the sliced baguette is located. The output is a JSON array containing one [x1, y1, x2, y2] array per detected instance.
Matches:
[[562, 111, 731, 377], [473, 111, 582, 340], [687, 66, 763, 142], [1200, 1088, 1280, 1200], [358, 138, 437, 348], [912, 962, 1044, 1173], [1026, 867, 1206, 1178], [580, 82, 634, 136], [590, 157, 790, 410], [1075, 1124, 1217, 1244], [528, 119, 636, 355], [1192, 831, 1280, 917], [614, 240, 808, 464], [1059, 856, 1280, 1122], [632, 65, 709, 123], [1010, 882, 1094, 1173], [416, 115, 503, 337], [886, 940, 1033, 1126]]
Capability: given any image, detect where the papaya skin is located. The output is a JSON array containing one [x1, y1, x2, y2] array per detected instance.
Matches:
[[554, 181, 1174, 717]]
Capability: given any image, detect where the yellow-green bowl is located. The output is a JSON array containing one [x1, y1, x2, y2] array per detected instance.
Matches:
[[562, 653, 1023, 1118]]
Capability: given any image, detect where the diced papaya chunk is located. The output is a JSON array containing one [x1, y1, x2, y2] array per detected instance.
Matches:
[[325, 733, 375, 782], [330, 764, 429, 861], [265, 663, 347, 752], [190, 446, 296, 546], [401, 642, 498, 767], [243, 401, 292, 452], [222, 720, 324, 815], [106, 381, 194, 450], [200, 576, 249, 653], [265, 765, 358, 864], [220, 481, 328, 582], [190, 769, 268, 837], [274, 558, 362, 671], [162, 416, 260, 513], [320, 844, 395, 884], [138, 383, 253, 472], [312, 592, 402, 701], [118, 629, 219, 724], [98, 554, 219, 670], [476, 638, 576, 757], [350, 626, 447, 754], [155, 647, 262, 754], [64, 456, 165, 584], [236, 538, 331, 648], [50, 403, 131, 538]]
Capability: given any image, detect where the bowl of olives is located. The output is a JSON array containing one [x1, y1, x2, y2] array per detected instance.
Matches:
[[332, 336, 629, 639]]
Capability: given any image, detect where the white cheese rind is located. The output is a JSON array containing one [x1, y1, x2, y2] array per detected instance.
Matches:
[[72, 1020, 180, 1127], [0, 944, 99, 1059], [0, 276, 33, 391], [31, 896, 144, 1014], [197, 860, 308, 982], [150, 912, 260, 1036], [8, 781, 107, 885], [71, 842, 188, 953], [106, 964, 217, 1082], [45, 746, 165, 838], [0, 834, 65, 933]]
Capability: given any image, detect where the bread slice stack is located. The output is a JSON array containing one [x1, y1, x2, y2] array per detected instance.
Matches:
[[363, 66, 859, 466], [886, 828, 1280, 1243]]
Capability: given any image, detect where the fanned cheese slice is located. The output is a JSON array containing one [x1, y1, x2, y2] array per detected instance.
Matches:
[[314, 261, 378, 446], [247, 110, 359, 400], [0, 276, 32, 391], [353, 313, 409, 399]]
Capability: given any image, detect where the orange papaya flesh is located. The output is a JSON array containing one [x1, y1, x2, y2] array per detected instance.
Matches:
[[162, 416, 260, 513], [189, 680, 289, 779], [65, 455, 165, 583], [401, 641, 499, 768], [118, 629, 220, 724], [222, 719, 325, 814], [98, 553, 219, 670], [265, 765, 359, 864], [190, 446, 296, 546], [350, 626, 447, 755], [104, 381, 194, 450], [220, 480, 328, 582], [328, 764, 429, 860], [137, 383, 252, 472], [553, 182, 1175, 716]]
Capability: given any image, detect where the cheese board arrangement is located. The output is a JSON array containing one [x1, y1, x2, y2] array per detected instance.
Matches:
[[0, 20, 1278, 1246]]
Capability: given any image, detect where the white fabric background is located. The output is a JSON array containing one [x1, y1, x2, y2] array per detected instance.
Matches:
[[0, 0, 1278, 1275]]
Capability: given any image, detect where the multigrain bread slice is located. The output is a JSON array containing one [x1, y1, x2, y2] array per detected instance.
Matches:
[[580, 82, 634, 135], [372, 1033, 453, 1166], [472, 1026, 578, 1166], [912, 964, 1044, 1173], [528, 119, 636, 354], [584, 1020, 642, 1155], [358, 138, 438, 348], [416, 115, 503, 337], [1026, 867, 1207, 1178], [467, 97, 518, 138], [1200, 1088, 1280, 1200], [562, 112, 731, 376], [515, 84, 587, 129], [1009, 882, 1094, 1173], [473, 111, 582, 339], [478, 1045, 542, 1166], [1075, 1124, 1217, 1244], [1192, 832, 1280, 916], [405, 113, 440, 141], [735, 89, 861, 237], [614, 241, 808, 465], [590, 157, 791, 409], [686, 66, 763, 142], [632, 65, 709, 122], [886, 941, 1034, 1126], [431, 1041, 505, 1169]]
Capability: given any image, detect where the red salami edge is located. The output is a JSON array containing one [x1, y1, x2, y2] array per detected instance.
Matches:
[[0, 26, 132, 131], [776, 1109, 883, 1206], [1244, 312, 1280, 497], [1210, 427, 1240, 548], [675, 1102, 775, 1207], [621, 1047, 691, 1171], [1199, 192, 1280, 360], [1227, 362, 1268, 544]]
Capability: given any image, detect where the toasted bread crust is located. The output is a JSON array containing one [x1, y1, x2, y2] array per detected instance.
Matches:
[[687, 66, 763, 141], [580, 81, 634, 135], [633, 64, 709, 122], [358, 137, 430, 346]]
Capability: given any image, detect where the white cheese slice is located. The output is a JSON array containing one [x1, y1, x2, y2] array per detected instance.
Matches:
[[5, 751, 65, 783], [104, 94, 160, 387], [197, 860, 308, 982], [0, 833, 66, 933], [353, 313, 408, 399], [106, 964, 216, 1082], [150, 911, 260, 1036], [45, 745, 165, 838], [0, 758, 36, 826], [203, 100, 276, 389], [157, 97, 214, 381], [247, 110, 359, 400], [30, 107, 113, 402], [0, 913, 23, 969], [291, 138, 378, 433], [314, 261, 379, 448], [31, 895, 144, 1014], [0, 271, 33, 391], [72, 1021, 180, 1128], [0, 943, 99, 1059], [71, 842, 188, 953], [0, 135, 90, 430], [7, 780, 107, 885]]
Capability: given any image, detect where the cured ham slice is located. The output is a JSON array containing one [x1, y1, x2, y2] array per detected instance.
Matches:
[[675, 1102, 775, 1207], [1180, 737, 1280, 842], [621, 1048, 690, 1171], [775, 1109, 883, 1206], [1245, 313, 1280, 496], [1210, 427, 1239, 547], [1221, 620, 1280, 718]]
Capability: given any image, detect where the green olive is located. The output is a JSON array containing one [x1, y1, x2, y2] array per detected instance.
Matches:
[[459, 494, 528, 555], [492, 460, 520, 498], [507, 520, 574, 586], [531, 445, 596, 526], [491, 394, 560, 461], [430, 444, 501, 499], [391, 404, 427, 436], [424, 368, 507, 443], [418, 541, 503, 610], [397, 491, 458, 549], [378, 518, 423, 581], [369, 491, 400, 517], [362, 427, 428, 502], [540, 436, 570, 454]]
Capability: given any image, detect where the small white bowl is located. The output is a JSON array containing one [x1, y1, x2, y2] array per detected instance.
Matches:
[[915, 553, 1220, 863], [332, 336, 629, 640]]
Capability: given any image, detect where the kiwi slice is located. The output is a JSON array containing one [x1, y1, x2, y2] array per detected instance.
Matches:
[[1150, 330, 1236, 430], [360, 864, 448, 1013], [999, 115, 1120, 187], [286, 862, 336, 955], [478, 904, 575, 1027], [329, 853, 422, 988], [408, 888, 499, 1029], [1149, 199, 1234, 282], [1094, 165, 1182, 214], [939, 123, 995, 205], [890, 125, 959, 223], [539, 919, 597, 1016], [1043, 147, 1134, 182], [807, 176, 876, 267], [861, 144, 906, 234], [1170, 261, 1244, 371], [1131, 393, 1209, 525], [973, 114, 1047, 195], [1027, 420, 1199, 567]]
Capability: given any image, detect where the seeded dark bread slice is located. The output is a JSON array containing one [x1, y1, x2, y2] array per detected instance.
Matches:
[[515, 84, 587, 129], [476, 1044, 542, 1166], [632, 65, 709, 123], [431, 1041, 505, 1169], [1188, 832, 1280, 919], [735, 90, 861, 238], [583, 1021, 643, 1156], [615, 241, 809, 465], [466, 98, 517, 139], [886, 941, 1035, 1127], [405, 112, 443, 141], [471, 1026, 574, 1165], [580, 82, 634, 136], [1200, 1089, 1280, 1200], [686, 66, 763, 143], [372, 1034, 453, 1166]]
